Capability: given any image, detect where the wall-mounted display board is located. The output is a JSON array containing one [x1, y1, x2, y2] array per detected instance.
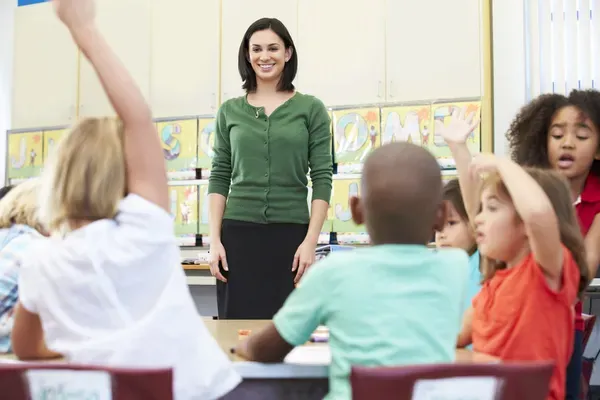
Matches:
[[157, 118, 199, 181], [7, 130, 43, 183], [332, 107, 381, 174]]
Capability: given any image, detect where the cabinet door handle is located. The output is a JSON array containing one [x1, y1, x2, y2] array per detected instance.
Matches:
[[389, 81, 394, 98], [377, 81, 383, 98], [210, 93, 216, 110]]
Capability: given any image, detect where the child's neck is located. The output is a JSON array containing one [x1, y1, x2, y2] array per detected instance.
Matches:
[[569, 172, 589, 202]]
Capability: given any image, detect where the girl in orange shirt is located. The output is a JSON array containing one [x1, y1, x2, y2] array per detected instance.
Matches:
[[438, 111, 589, 400]]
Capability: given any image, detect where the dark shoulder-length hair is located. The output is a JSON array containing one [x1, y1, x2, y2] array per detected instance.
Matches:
[[238, 17, 298, 93]]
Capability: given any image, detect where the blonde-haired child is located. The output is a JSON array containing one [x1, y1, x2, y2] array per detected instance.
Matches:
[[11, 0, 240, 398], [0, 179, 45, 353], [440, 111, 588, 400]]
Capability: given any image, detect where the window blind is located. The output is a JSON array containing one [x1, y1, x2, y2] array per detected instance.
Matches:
[[525, 0, 600, 99]]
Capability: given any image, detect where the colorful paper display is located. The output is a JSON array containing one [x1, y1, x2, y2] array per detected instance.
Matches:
[[430, 101, 481, 168], [169, 185, 199, 237], [197, 117, 216, 171], [331, 178, 366, 233], [198, 183, 210, 235], [7, 131, 43, 179], [42, 129, 67, 162], [332, 107, 380, 173], [380, 105, 431, 147], [157, 119, 198, 180]]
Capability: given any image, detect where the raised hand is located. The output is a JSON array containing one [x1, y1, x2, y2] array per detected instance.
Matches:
[[469, 153, 501, 177], [53, 0, 95, 32], [435, 106, 480, 145]]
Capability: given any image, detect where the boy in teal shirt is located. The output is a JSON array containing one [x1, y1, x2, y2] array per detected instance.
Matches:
[[234, 142, 469, 399]]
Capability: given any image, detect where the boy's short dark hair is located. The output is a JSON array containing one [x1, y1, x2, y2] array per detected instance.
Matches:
[[238, 18, 298, 93], [360, 142, 443, 245]]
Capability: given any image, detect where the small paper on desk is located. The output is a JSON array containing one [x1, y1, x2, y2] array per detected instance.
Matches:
[[284, 345, 331, 366]]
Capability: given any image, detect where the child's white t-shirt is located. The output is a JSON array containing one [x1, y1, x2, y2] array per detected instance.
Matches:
[[18, 194, 241, 400]]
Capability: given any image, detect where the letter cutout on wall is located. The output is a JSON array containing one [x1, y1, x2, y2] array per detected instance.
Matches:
[[197, 117, 216, 173], [8, 131, 43, 181], [380, 105, 430, 147], [332, 107, 380, 174], [157, 118, 198, 180]]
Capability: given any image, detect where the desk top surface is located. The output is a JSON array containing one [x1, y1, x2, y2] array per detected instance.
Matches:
[[201, 318, 499, 364]]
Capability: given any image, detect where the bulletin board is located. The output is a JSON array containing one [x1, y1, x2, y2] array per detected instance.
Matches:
[[156, 118, 198, 181]]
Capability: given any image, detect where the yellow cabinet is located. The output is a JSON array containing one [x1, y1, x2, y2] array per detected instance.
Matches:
[[150, 0, 220, 117], [12, 2, 78, 129], [295, 0, 386, 107], [385, 0, 482, 102], [78, 0, 152, 117]]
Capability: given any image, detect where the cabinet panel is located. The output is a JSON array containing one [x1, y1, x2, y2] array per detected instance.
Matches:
[[220, 0, 298, 102], [12, 3, 78, 129], [78, 0, 151, 117], [386, 0, 482, 102], [150, 0, 220, 117], [295, 0, 386, 107]]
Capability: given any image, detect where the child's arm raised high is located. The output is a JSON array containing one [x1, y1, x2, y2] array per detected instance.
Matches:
[[54, 0, 168, 211], [437, 108, 481, 222], [471, 155, 563, 284]]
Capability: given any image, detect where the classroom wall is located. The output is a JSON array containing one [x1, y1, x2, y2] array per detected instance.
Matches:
[[0, 0, 15, 184], [491, 0, 528, 156]]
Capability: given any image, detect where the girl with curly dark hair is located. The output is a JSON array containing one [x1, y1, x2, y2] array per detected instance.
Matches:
[[506, 89, 600, 400]]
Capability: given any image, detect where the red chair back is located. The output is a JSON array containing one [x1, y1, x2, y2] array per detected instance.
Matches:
[[351, 362, 554, 400], [582, 314, 596, 350], [0, 363, 173, 400]]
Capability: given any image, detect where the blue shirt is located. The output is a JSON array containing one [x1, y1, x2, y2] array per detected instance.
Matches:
[[273, 245, 469, 400], [0, 224, 41, 352], [464, 251, 482, 313]]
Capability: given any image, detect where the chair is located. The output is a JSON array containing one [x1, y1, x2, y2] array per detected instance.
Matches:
[[581, 314, 597, 400], [350, 361, 554, 400], [0, 363, 173, 400]]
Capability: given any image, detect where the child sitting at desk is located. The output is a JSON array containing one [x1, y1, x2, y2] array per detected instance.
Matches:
[[10, 0, 241, 398], [234, 142, 470, 400]]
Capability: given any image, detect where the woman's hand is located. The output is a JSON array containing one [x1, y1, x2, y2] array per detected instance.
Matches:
[[436, 107, 480, 144], [53, 0, 95, 32], [209, 241, 228, 283], [292, 240, 316, 284]]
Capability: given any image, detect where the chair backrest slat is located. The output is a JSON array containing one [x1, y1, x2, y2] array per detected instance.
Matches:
[[350, 362, 554, 400], [0, 363, 173, 400]]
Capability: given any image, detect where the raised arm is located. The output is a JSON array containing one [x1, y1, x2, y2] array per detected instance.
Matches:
[[437, 107, 481, 222], [471, 155, 563, 281], [54, 0, 168, 211]]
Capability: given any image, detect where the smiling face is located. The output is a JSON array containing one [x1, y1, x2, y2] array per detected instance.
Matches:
[[473, 185, 528, 264], [547, 105, 600, 180], [435, 202, 475, 253], [247, 28, 292, 86]]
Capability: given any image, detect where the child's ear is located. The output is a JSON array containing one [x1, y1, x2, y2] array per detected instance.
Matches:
[[350, 196, 363, 226], [433, 201, 448, 232]]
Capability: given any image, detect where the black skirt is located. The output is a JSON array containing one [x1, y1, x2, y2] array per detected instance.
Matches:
[[216, 219, 308, 319]]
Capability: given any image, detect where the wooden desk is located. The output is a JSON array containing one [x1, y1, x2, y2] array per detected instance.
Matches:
[[201, 318, 499, 364], [182, 264, 209, 271]]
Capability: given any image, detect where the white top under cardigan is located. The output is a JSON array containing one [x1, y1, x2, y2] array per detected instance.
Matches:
[[18, 194, 241, 400]]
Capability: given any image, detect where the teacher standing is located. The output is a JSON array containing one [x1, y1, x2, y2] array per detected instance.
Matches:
[[208, 18, 333, 320]]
